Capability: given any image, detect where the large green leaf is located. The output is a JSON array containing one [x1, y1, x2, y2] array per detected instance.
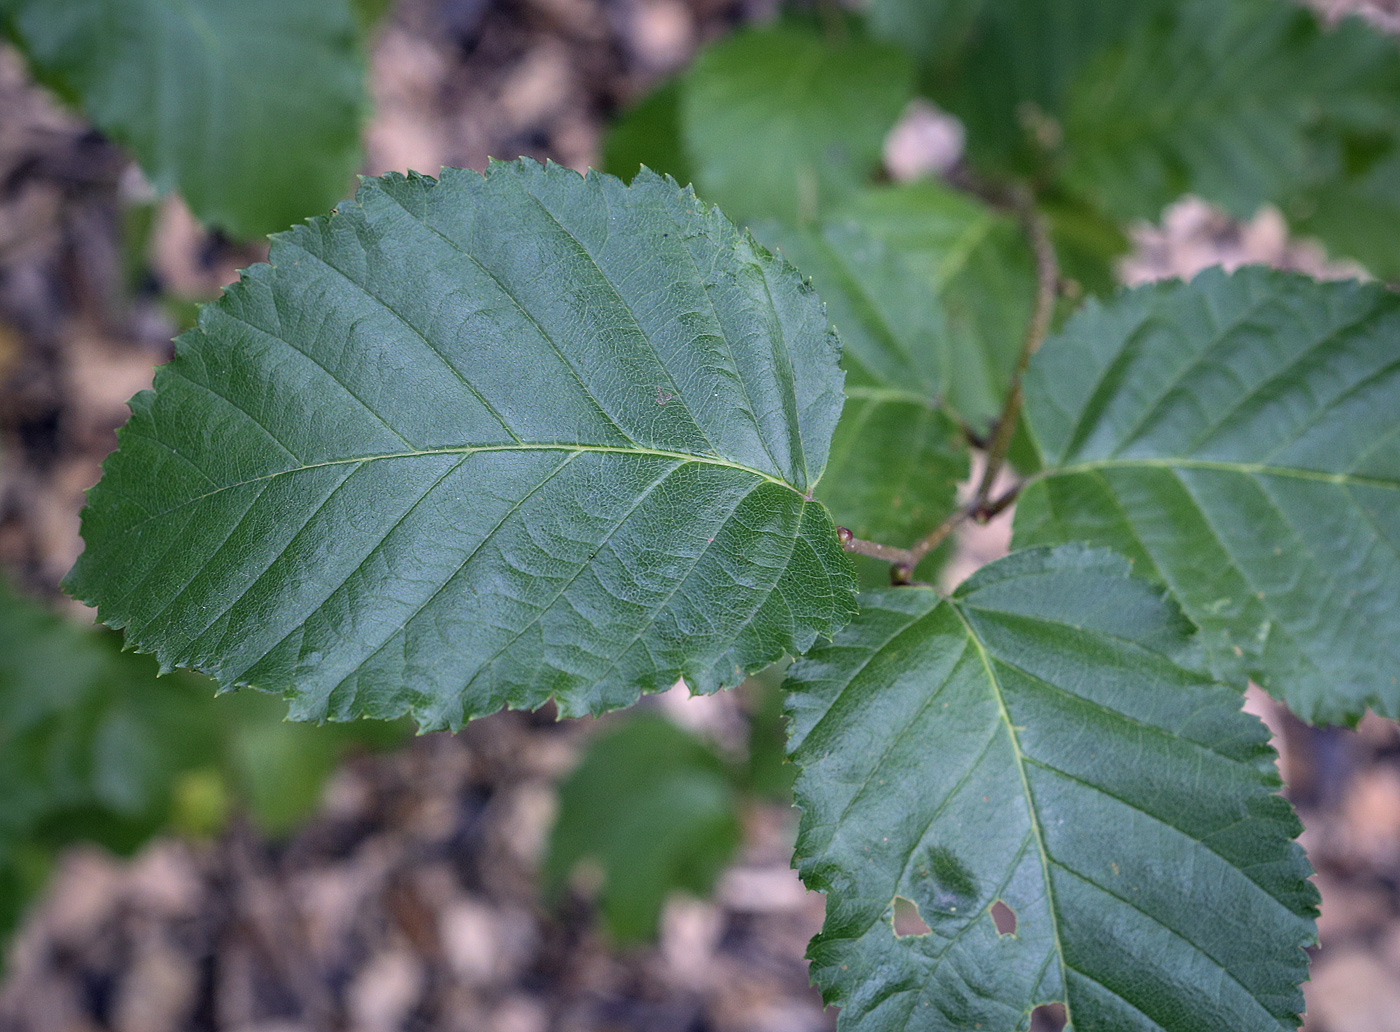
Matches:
[[681, 23, 913, 226], [1016, 268, 1400, 725], [1, 0, 366, 238], [66, 160, 857, 731], [544, 714, 741, 942], [786, 546, 1316, 1032]]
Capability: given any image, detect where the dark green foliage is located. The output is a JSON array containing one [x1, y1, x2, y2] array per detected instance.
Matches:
[[871, 0, 1400, 279], [603, 79, 692, 188], [43, 2, 1400, 1025], [606, 23, 913, 227], [0, 581, 405, 950], [681, 24, 913, 225], [0, 0, 366, 238], [65, 160, 857, 732], [787, 547, 1316, 1031], [1018, 268, 1400, 725], [544, 715, 741, 942]]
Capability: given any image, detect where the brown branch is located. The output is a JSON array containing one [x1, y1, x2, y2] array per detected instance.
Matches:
[[972, 186, 1059, 512], [837, 505, 969, 572]]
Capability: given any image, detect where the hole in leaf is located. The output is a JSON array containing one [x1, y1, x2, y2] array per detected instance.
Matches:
[[892, 896, 931, 937], [1030, 1002, 1067, 1031], [991, 899, 1017, 935]]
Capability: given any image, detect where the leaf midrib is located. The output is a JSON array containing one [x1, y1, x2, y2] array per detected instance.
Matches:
[[945, 599, 1071, 1030], [947, 598, 1294, 1029], [99, 442, 804, 542], [1039, 456, 1400, 491]]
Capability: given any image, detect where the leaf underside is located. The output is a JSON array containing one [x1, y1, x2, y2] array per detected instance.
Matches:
[[2, 0, 365, 238], [786, 546, 1316, 1032], [66, 160, 857, 731], [1017, 267, 1400, 725]]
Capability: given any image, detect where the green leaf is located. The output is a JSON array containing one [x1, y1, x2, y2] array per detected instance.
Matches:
[[1, 0, 366, 238], [786, 546, 1316, 1031], [66, 160, 858, 732], [754, 211, 969, 560], [0, 584, 219, 836], [544, 714, 741, 941], [875, 0, 1400, 275], [1293, 147, 1400, 282], [681, 23, 913, 226], [794, 183, 1037, 431], [0, 578, 401, 958], [602, 79, 692, 187], [349, 0, 394, 35], [877, 0, 1173, 174], [0, 581, 219, 949], [1058, 0, 1400, 224], [864, 0, 987, 74], [1016, 267, 1400, 725]]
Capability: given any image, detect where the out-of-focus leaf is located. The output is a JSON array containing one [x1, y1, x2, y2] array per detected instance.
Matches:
[[0, 580, 403, 953], [602, 79, 691, 187], [1294, 148, 1400, 281], [1, 0, 366, 238], [682, 23, 913, 225], [1059, 1, 1400, 224], [864, 0, 987, 74], [544, 714, 741, 941]]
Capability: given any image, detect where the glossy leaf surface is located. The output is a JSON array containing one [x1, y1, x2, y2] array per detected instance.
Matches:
[[67, 161, 857, 731], [1, 0, 365, 238], [682, 24, 913, 225], [786, 547, 1316, 1031], [1017, 268, 1400, 724]]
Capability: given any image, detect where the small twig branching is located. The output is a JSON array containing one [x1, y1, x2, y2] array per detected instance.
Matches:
[[971, 186, 1059, 512], [836, 182, 1059, 576]]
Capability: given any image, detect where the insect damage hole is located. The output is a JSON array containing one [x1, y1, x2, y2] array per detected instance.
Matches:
[[892, 896, 931, 937], [990, 899, 1017, 936], [1029, 1002, 1067, 1031]]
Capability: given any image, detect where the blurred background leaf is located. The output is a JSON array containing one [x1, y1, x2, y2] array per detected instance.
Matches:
[[544, 714, 742, 943]]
